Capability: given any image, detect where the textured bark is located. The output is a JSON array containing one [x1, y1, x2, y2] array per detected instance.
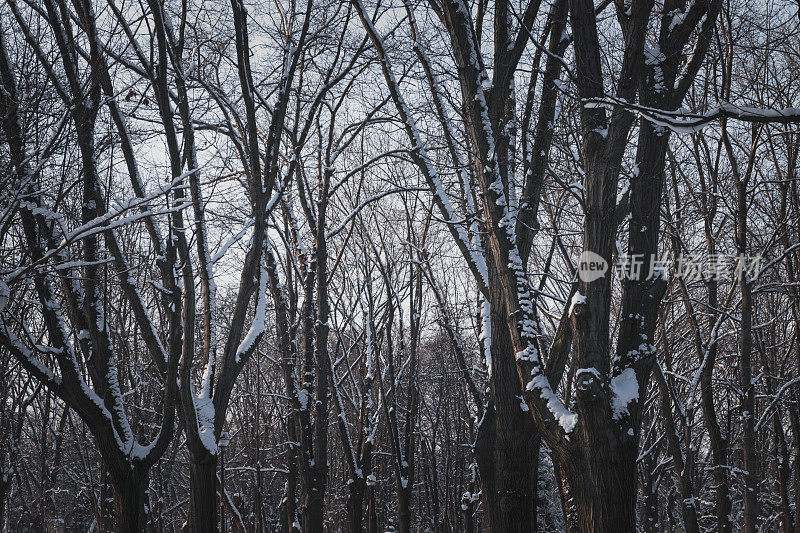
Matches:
[[109, 468, 149, 533], [397, 485, 412, 533], [730, 134, 760, 533], [365, 484, 378, 533], [0, 474, 8, 530], [654, 364, 699, 533], [775, 405, 794, 533], [280, 452, 299, 533], [641, 457, 660, 533], [790, 396, 800, 533], [345, 479, 365, 533], [702, 300, 732, 532], [558, 441, 637, 532], [184, 450, 218, 533], [300, 485, 325, 533], [554, 459, 578, 533], [475, 299, 539, 532], [100, 467, 116, 532]]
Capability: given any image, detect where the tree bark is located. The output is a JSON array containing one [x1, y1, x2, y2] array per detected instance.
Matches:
[[734, 150, 759, 533], [474, 273, 539, 532], [397, 485, 412, 533], [365, 484, 378, 533], [775, 405, 794, 533], [345, 479, 365, 533], [300, 482, 325, 533], [280, 453, 299, 533], [559, 442, 637, 532], [184, 450, 219, 532], [554, 458, 578, 533], [0, 473, 8, 529], [109, 468, 149, 533], [100, 466, 116, 532], [702, 296, 732, 532], [654, 363, 699, 533], [642, 461, 660, 533]]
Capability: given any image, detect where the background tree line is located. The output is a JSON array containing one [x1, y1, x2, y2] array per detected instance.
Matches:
[[1, 0, 800, 530]]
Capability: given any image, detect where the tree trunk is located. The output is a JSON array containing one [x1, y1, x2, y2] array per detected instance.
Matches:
[[554, 458, 578, 533], [654, 364, 699, 533], [365, 485, 378, 533], [560, 444, 637, 532], [184, 449, 219, 532], [0, 472, 8, 529], [397, 486, 412, 533], [110, 468, 149, 533], [474, 291, 538, 532], [101, 466, 116, 531], [345, 479, 365, 533], [736, 177, 759, 533], [280, 449, 299, 533], [642, 464, 660, 533], [702, 285, 732, 533], [300, 480, 325, 533], [790, 398, 800, 533], [461, 489, 476, 533], [775, 407, 794, 533]]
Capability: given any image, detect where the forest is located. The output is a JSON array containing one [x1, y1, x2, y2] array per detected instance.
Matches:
[[1, 0, 800, 530]]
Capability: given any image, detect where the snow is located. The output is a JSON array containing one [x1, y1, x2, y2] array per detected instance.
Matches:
[[0, 321, 61, 385], [610, 368, 639, 420], [576, 367, 601, 380], [0, 279, 8, 312], [105, 359, 136, 453], [668, 8, 687, 31], [235, 259, 268, 363], [194, 395, 218, 454], [518, 395, 529, 412], [212, 218, 254, 264], [297, 388, 309, 411], [526, 374, 577, 433], [480, 298, 492, 377], [569, 292, 587, 314]]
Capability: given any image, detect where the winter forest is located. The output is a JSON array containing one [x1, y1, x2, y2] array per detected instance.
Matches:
[[2, 0, 800, 529]]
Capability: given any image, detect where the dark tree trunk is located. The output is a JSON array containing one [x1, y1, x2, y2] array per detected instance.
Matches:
[[0, 473, 8, 528], [560, 443, 637, 532], [300, 206, 332, 533], [790, 397, 800, 533], [461, 490, 476, 533], [184, 449, 218, 532], [300, 479, 325, 533], [397, 486, 412, 533], [345, 479, 365, 533], [280, 449, 299, 533], [365, 484, 378, 533], [100, 466, 116, 532], [775, 406, 794, 533], [554, 458, 578, 533], [702, 293, 732, 533], [110, 468, 149, 533], [654, 363, 699, 533], [475, 285, 538, 533], [642, 463, 660, 533], [736, 174, 759, 533]]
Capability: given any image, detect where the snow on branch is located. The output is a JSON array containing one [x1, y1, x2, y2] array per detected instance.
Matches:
[[584, 97, 800, 133]]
